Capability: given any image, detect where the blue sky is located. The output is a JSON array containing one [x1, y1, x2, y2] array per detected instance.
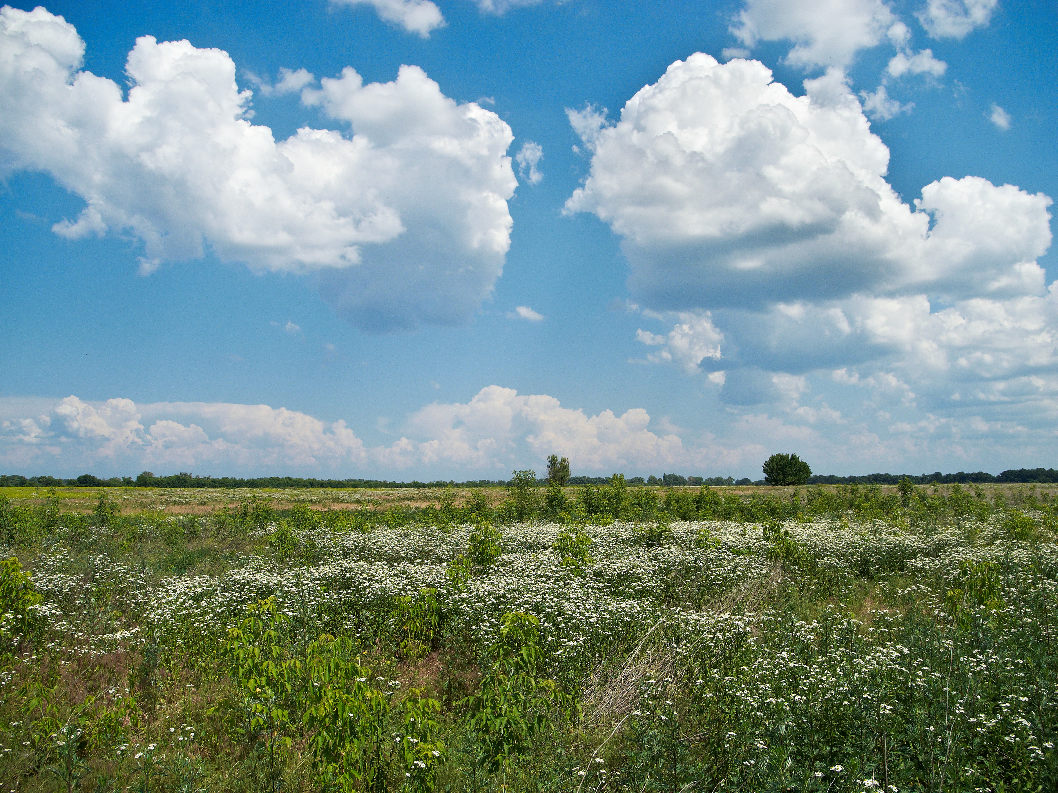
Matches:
[[1, 0, 1056, 480]]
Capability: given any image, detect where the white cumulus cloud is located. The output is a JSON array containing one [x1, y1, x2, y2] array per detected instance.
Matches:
[[0, 6, 516, 331], [52, 397, 144, 457], [0, 390, 687, 477], [510, 305, 544, 321], [886, 48, 946, 78], [515, 140, 543, 184], [918, 0, 999, 39], [730, 0, 895, 70], [566, 55, 920, 309], [860, 84, 913, 120], [989, 103, 1011, 130], [635, 311, 724, 374], [574, 53, 1056, 434], [331, 0, 445, 37], [4, 381, 1057, 479], [567, 54, 1050, 310], [402, 386, 686, 472], [0, 396, 370, 473]]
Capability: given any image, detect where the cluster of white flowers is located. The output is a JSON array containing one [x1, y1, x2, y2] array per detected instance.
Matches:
[[7, 498, 1056, 788]]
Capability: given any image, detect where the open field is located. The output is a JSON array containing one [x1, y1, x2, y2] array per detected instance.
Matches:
[[1, 482, 1056, 791], [0, 486, 475, 515], [3, 481, 1057, 515]]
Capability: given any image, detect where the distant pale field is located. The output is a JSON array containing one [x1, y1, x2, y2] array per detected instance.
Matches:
[[2, 482, 1056, 514], [0, 485, 471, 513]]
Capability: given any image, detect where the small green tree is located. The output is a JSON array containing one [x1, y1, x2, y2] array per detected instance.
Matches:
[[0, 556, 42, 653], [467, 519, 503, 567], [542, 480, 569, 520], [546, 455, 570, 486], [762, 453, 811, 486], [506, 470, 539, 521], [897, 476, 915, 506]]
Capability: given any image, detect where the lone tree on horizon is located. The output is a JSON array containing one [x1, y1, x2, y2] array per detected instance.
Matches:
[[762, 452, 811, 486], [547, 454, 571, 486]]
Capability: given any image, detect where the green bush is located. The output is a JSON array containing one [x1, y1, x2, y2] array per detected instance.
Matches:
[[304, 633, 443, 793], [553, 525, 592, 572], [469, 612, 569, 773], [0, 555, 42, 653], [631, 518, 673, 547], [762, 452, 811, 486], [467, 519, 502, 567], [0, 495, 35, 546], [1003, 510, 1040, 542]]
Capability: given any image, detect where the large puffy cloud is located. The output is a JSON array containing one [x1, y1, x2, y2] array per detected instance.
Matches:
[[571, 52, 1056, 435], [568, 54, 1051, 311], [402, 385, 686, 472], [567, 58, 890, 245], [913, 177, 1050, 298], [0, 6, 516, 330], [568, 56, 919, 310], [300, 64, 517, 328], [51, 397, 144, 457]]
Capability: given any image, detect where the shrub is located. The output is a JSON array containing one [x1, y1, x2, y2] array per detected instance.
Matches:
[[542, 480, 569, 520], [304, 634, 443, 792], [467, 520, 502, 567], [0, 555, 41, 653], [0, 495, 34, 546], [631, 519, 673, 547], [1003, 510, 1041, 542], [546, 455, 570, 487], [469, 612, 568, 773], [505, 470, 539, 522], [554, 525, 592, 572]]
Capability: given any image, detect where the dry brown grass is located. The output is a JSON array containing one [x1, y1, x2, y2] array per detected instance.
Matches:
[[578, 620, 674, 733], [0, 485, 510, 514]]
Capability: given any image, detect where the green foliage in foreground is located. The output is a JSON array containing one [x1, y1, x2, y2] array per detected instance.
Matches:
[[0, 485, 1056, 791]]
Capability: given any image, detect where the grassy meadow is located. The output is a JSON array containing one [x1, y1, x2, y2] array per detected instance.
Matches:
[[0, 480, 1056, 792]]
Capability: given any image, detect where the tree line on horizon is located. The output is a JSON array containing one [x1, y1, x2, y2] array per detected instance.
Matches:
[[1, 466, 1057, 489]]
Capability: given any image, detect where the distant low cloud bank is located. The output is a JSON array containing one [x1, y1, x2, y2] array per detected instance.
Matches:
[[3, 386, 1055, 480]]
